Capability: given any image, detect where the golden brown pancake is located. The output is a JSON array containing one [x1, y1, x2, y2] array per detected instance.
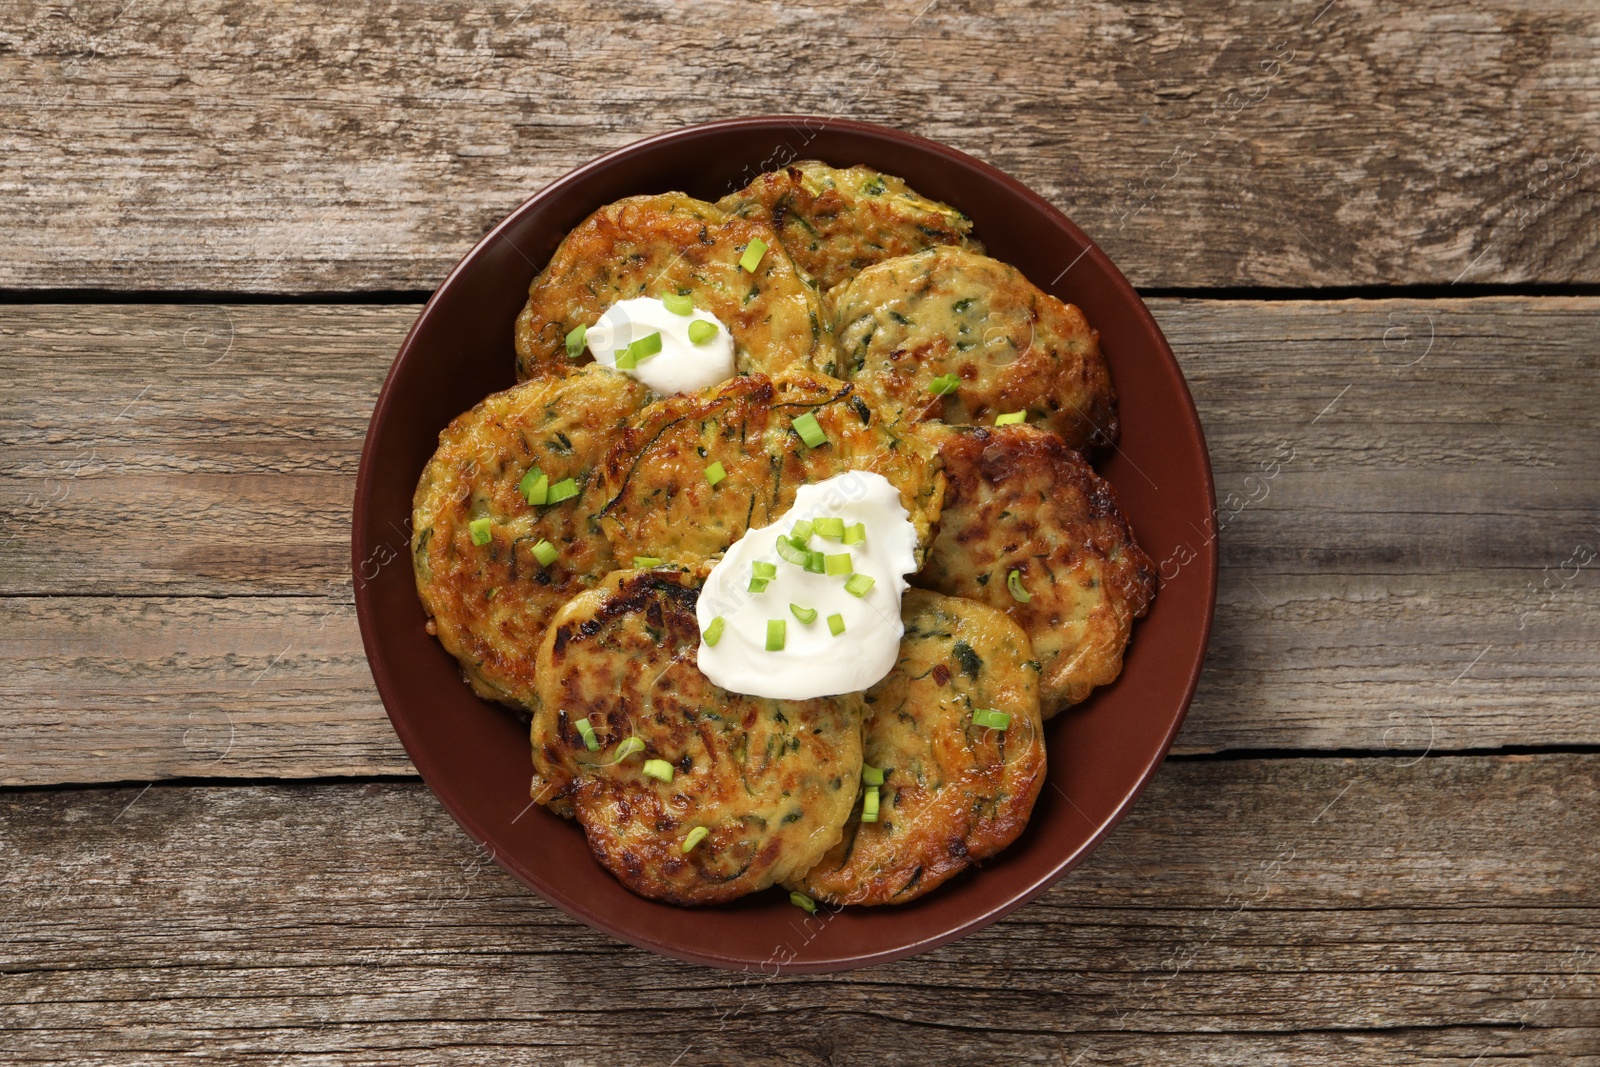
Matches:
[[915, 424, 1156, 714], [793, 589, 1046, 905], [830, 247, 1118, 450], [513, 192, 834, 383], [531, 567, 863, 905]]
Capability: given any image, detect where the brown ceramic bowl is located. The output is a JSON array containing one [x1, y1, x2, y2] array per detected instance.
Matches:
[[353, 117, 1216, 972]]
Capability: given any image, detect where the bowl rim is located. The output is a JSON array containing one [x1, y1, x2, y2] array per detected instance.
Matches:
[[353, 115, 1218, 971]]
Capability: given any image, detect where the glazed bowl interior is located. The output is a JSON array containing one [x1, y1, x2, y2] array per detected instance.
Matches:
[[353, 116, 1216, 972]]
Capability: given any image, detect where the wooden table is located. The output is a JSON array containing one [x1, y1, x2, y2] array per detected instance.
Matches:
[[5, 2, 1598, 1062]]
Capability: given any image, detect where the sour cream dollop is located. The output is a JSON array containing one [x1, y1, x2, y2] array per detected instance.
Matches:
[[696, 471, 919, 700], [585, 296, 735, 394]]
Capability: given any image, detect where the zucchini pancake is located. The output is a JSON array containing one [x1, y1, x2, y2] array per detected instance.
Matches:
[[514, 193, 834, 382], [792, 590, 1046, 905], [414, 161, 1155, 908], [916, 424, 1157, 715], [830, 246, 1119, 451], [718, 161, 979, 292]]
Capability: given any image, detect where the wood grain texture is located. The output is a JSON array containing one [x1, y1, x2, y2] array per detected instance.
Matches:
[[3, 298, 1597, 784], [3, 0, 1597, 293], [2, 755, 1596, 1064]]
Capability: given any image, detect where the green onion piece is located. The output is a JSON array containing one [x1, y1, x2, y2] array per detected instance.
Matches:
[[739, 237, 768, 273], [703, 616, 725, 647], [546, 477, 580, 504], [842, 522, 866, 545], [662, 292, 694, 316], [468, 518, 493, 546], [531, 539, 559, 567], [972, 709, 1012, 730], [688, 319, 718, 345], [752, 561, 777, 580], [802, 549, 826, 574], [565, 323, 587, 358], [681, 826, 709, 853], [486, 587, 499, 600], [813, 517, 845, 540], [827, 612, 845, 636], [824, 552, 853, 577], [790, 891, 817, 914], [766, 619, 786, 651], [862, 764, 885, 786], [790, 603, 818, 624], [522, 470, 549, 506], [609, 736, 645, 763], [775, 535, 811, 568], [791, 412, 828, 448], [574, 717, 600, 751], [633, 556, 662, 568], [844, 573, 876, 598], [626, 331, 664, 365], [748, 576, 771, 594], [791, 519, 814, 543], [995, 410, 1027, 426], [642, 758, 674, 783], [928, 373, 960, 396], [615, 347, 637, 371], [704, 460, 727, 486], [1006, 568, 1033, 603], [861, 785, 881, 823]]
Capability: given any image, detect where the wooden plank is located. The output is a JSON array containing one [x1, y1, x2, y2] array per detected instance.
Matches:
[[3, 298, 1597, 783], [2, 1, 1596, 292], [1, 755, 1596, 1064]]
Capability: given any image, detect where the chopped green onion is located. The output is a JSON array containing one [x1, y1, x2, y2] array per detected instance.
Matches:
[[681, 826, 709, 853], [928, 373, 961, 396], [1006, 568, 1033, 603], [995, 410, 1027, 426], [565, 323, 587, 358], [626, 331, 663, 365], [688, 319, 718, 345], [615, 347, 637, 371], [824, 552, 853, 576], [704, 461, 727, 486], [609, 736, 645, 762], [861, 785, 881, 823], [790, 603, 818, 624], [789, 891, 817, 914], [546, 477, 580, 504], [739, 237, 768, 273], [661, 292, 694, 316], [518, 467, 545, 504], [842, 522, 866, 545], [813, 517, 845, 540], [766, 619, 786, 651], [862, 764, 885, 786], [775, 535, 811, 568], [574, 717, 599, 751], [642, 758, 674, 783], [748, 576, 771, 593], [792, 412, 828, 448], [633, 556, 662, 568], [802, 549, 826, 574], [972, 709, 1012, 730], [703, 616, 725, 647], [531, 539, 559, 567], [468, 517, 493, 545], [486, 587, 499, 600], [752, 561, 777, 580], [827, 612, 845, 636], [791, 519, 814, 543], [844, 573, 876, 598]]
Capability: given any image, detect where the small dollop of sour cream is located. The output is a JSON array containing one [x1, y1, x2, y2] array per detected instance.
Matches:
[[696, 471, 919, 700], [585, 296, 735, 394]]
